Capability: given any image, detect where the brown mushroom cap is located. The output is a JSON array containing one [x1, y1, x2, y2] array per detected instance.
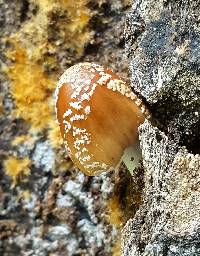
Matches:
[[55, 63, 148, 175]]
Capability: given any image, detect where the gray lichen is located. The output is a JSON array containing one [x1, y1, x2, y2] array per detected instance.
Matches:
[[32, 140, 55, 173]]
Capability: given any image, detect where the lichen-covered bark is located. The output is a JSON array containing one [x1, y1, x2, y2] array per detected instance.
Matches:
[[0, 1, 131, 255], [1, 0, 199, 255], [122, 1, 200, 255]]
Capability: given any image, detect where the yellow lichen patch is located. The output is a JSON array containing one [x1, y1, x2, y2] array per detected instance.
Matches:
[[21, 190, 31, 200], [0, 105, 4, 116], [54, 154, 73, 174], [12, 134, 39, 150], [0, 107, 4, 116], [12, 135, 30, 146], [6, 45, 56, 130], [106, 196, 123, 227], [48, 120, 63, 149], [48, 120, 73, 171], [5, 0, 92, 132], [0, 95, 4, 116], [4, 157, 31, 187], [16, 190, 31, 202], [13, 0, 92, 65], [112, 240, 121, 256]]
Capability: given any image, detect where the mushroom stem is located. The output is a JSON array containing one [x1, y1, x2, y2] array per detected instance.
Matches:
[[121, 140, 142, 175]]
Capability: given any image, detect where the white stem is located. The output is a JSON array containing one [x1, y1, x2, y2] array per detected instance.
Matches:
[[121, 140, 142, 175]]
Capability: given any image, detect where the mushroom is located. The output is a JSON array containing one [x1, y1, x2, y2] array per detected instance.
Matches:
[[55, 63, 149, 175]]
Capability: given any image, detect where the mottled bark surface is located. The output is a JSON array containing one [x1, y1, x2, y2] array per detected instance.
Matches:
[[0, 1, 132, 255], [122, 1, 200, 255]]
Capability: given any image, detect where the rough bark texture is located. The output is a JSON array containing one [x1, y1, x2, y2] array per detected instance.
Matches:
[[122, 1, 200, 255], [0, 1, 132, 255]]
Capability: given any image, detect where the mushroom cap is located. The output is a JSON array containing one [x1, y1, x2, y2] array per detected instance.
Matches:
[[55, 63, 147, 175]]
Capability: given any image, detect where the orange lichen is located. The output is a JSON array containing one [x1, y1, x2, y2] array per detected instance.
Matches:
[[4, 157, 31, 187]]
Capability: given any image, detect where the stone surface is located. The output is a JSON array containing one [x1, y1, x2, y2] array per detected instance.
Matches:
[[125, 0, 200, 153], [122, 122, 200, 256], [122, 0, 200, 255]]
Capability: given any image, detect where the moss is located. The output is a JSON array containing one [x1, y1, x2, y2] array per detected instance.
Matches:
[[4, 157, 31, 187]]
